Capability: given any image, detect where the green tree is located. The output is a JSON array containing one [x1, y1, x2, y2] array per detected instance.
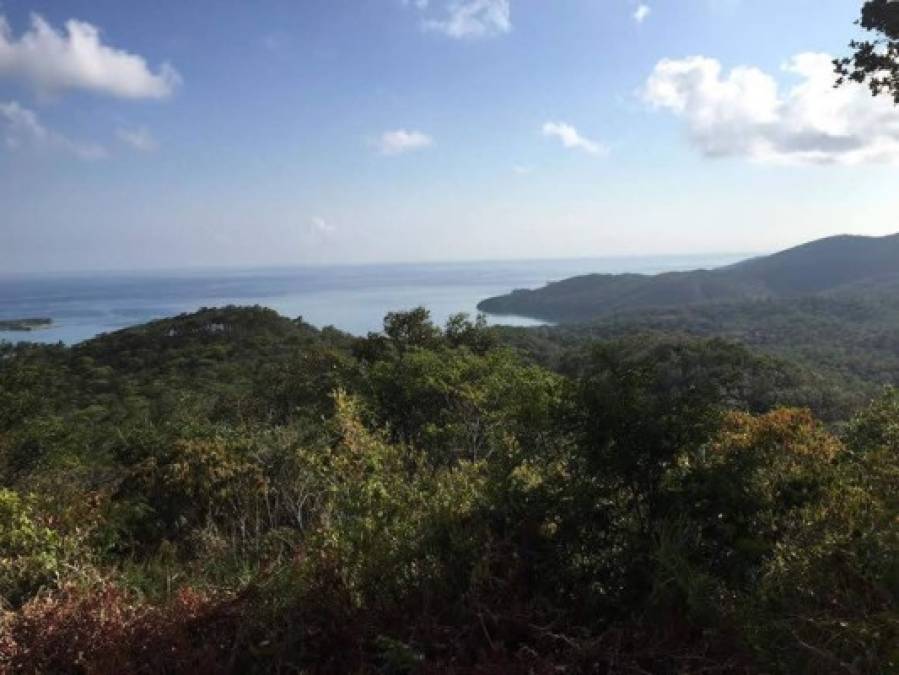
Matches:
[[382, 308, 442, 354]]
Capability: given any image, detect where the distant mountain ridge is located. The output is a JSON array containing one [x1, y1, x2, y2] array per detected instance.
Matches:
[[478, 234, 899, 321], [477, 234, 899, 323]]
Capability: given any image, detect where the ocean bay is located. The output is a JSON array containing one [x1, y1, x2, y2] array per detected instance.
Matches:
[[0, 254, 742, 344]]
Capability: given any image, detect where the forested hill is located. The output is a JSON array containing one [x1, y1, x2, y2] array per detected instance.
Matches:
[[477, 233, 899, 322], [4, 304, 899, 672]]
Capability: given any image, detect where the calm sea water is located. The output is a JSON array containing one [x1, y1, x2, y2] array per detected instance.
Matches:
[[0, 255, 746, 345]]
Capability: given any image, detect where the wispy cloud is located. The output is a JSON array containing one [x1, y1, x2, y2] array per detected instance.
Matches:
[[0, 13, 180, 99], [633, 4, 651, 23], [644, 52, 899, 165], [375, 129, 434, 155], [0, 100, 106, 159], [421, 0, 511, 39], [311, 216, 336, 235], [513, 164, 534, 174], [542, 121, 606, 156], [116, 126, 158, 152], [261, 32, 289, 53]]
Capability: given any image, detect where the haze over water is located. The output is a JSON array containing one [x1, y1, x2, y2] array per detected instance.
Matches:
[[0, 254, 745, 344]]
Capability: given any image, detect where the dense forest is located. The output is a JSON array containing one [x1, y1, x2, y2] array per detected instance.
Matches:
[[495, 290, 899, 419], [1, 305, 898, 673], [481, 234, 899, 422]]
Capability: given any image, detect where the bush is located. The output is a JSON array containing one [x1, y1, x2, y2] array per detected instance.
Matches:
[[0, 489, 63, 607]]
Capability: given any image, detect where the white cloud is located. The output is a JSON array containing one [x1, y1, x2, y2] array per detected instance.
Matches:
[[542, 121, 606, 155], [423, 0, 511, 39], [116, 126, 157, 152], [0, 100, 106, 159], [311, 217, 336, 235], [644, 52, 899, 165], [513, 164, 534, 174], [375, 129, 434, 155], [634, 4, 651, 23], [0, 13, 180, 99]]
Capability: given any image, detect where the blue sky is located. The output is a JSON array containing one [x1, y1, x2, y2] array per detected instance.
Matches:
[[1, 0, 894, 273]]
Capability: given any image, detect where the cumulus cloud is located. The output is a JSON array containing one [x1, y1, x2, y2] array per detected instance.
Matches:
[[423, 0, 511, 39], [542, 121, 606, 155], [375, 129, 434, 155], [0, 100, 106, 159], [0, 13, 180, 99], [644, 52, 899, 165], [116, 126, 157, 152], [634, 4, 651, 23]]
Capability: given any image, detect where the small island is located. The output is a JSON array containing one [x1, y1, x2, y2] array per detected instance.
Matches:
[[0, 318, 53, 332]]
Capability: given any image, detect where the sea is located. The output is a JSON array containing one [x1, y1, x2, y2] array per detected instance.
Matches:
[[0, 254, 746, 345]]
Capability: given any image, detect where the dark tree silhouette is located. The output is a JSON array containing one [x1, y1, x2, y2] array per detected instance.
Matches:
[[836, 0, 899, 102]]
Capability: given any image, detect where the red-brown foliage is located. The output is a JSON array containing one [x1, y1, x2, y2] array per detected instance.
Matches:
[[1, 584, 240, 674]]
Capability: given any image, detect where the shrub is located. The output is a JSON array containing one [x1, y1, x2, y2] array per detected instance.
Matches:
[[0, 489, 63, 607]]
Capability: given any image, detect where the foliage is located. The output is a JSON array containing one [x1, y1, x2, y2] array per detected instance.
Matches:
[[0, 489, 63, 607], [497, 293, 899, 420], [836, 0, 899, 103], [1, 305, 898, 672]]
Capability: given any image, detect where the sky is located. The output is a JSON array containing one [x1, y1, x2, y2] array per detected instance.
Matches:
[[1, 0, 896, 273]]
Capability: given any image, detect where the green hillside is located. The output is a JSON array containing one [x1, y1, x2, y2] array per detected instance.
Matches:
[[478, 233, 899, 322], [2, 305, 899, 673]]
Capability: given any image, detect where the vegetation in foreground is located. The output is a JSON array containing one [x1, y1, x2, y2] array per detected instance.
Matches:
[[1, 305, 898, 673]]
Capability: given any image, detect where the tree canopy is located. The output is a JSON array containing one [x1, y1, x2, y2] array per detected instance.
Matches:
[[836, 0, 899, 102], [1, 306, 898, 672]]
